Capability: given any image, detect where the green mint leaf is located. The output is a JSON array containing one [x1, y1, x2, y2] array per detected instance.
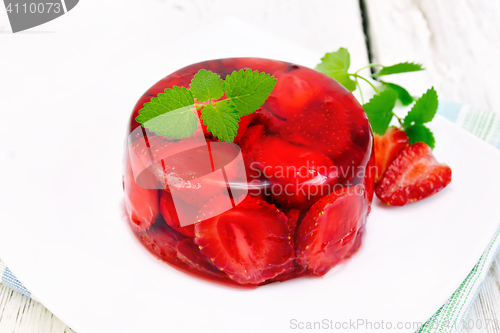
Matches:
[[190, 69, 224, 102], [223, 69, 277, 116], [316, 47, 351, 75], [380, 81, 413, 105], [333, 73, 357, 92], [136, 86, 197, 139], [405, 124, 436, 148], [200, 100, 240, 142], [403, 87, 438, 127], [363, 89, 398, 135], [373, 62, 424, 77], [315, 48, 356, 91]]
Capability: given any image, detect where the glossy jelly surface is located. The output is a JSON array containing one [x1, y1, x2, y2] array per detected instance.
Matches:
[[123, 58, 375, 286]]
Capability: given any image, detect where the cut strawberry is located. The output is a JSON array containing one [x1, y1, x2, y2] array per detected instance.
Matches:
[[123, 158, 159, 232], [176, 238, 228, 278], [285, 209, 302, 232], [159, 191, 195, 238], [250, 136, 338, 208], [139, 221, 186, 262], [375, 142, 452, 206], [194, 197, 294, 284], [373, 127, 409, 182], [295, 186, 368, 276]]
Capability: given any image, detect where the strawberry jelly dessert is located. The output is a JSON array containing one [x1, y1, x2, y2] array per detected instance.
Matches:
[[123, 58, 375, 286]]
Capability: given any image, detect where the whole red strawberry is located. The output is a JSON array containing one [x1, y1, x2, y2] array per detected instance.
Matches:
[[374, 127, 409, 183], [375, 142, 452, 206]]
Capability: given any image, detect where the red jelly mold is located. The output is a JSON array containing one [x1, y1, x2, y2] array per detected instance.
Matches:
[[123, 58, 375, 286]]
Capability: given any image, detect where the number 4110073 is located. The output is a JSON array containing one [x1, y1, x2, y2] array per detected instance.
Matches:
[[5, 2, 62, 14]]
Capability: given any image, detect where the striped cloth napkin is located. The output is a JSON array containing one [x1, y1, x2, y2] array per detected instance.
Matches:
[[1, 101, 499, 332]]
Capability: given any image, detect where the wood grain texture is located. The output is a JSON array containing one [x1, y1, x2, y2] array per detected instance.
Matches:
[[364, 1, 500, 332], [145, 0, 370, 69], [364, 0, 500, 112], [0, 284, 74, 333]]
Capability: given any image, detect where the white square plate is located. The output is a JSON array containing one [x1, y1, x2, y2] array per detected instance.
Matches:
[[1, 19, 500, 333]]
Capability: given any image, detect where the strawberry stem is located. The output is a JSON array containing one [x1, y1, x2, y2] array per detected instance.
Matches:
[[354, 63, 384, 75], [355, 77, 364, 104], [353, 74, 380, 94], [393, 113, 405, 127]]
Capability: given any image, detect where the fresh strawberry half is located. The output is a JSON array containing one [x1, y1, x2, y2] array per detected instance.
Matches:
[[374, 127, 409, 183], [194, 197, 294, 284], [159, 191, 195, 238], [139, 221, 186, 262], [375, 142, 452, 206], [295, 186, 368, 276], [285, 209, 302, 232], [123, 158, 159, 232], [250, 136, 338, 209], [176, 238, 228, 279]]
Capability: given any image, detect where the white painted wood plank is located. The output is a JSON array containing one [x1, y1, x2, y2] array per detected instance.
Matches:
[[0, 1, 369, 332], [0, 284, 74, 333], [365, 1, 500, 332], [365, 0, 500, 112], [143, 0, 370, 70]]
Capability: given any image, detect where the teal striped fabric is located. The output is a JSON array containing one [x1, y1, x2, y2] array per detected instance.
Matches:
[[0, 101, 499, 332]]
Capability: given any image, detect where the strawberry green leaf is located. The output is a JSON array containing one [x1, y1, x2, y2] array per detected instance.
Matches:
[[190, 69, 224, 102], [373, 62, 423, 77], [405, 124, 436, 148], [224, 69, 277, 117], [315, 48, 356, 91], [380, 81, 413, 105], [316, 47, 351, 74], [200, 100, 240, 142], [334, 73, 357, 92], [136, 86, 197, 139], [363, 89, 398, 135], [403, 87, 438, 127]]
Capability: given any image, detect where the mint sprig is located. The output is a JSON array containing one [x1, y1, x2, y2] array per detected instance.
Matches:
[[403, 87, 438, 126], [190, 69, 224, 102], [135, 86, 197, 139], [136, 68, 277, 142], [316, 48, 438, 149], [363, 90, 398, 135], [224, 69, 277, 116], [315, 48, 356, 91], [200, 100, 239, 143], [380, 81, 413, 106], [372, 62, 423, 77]]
